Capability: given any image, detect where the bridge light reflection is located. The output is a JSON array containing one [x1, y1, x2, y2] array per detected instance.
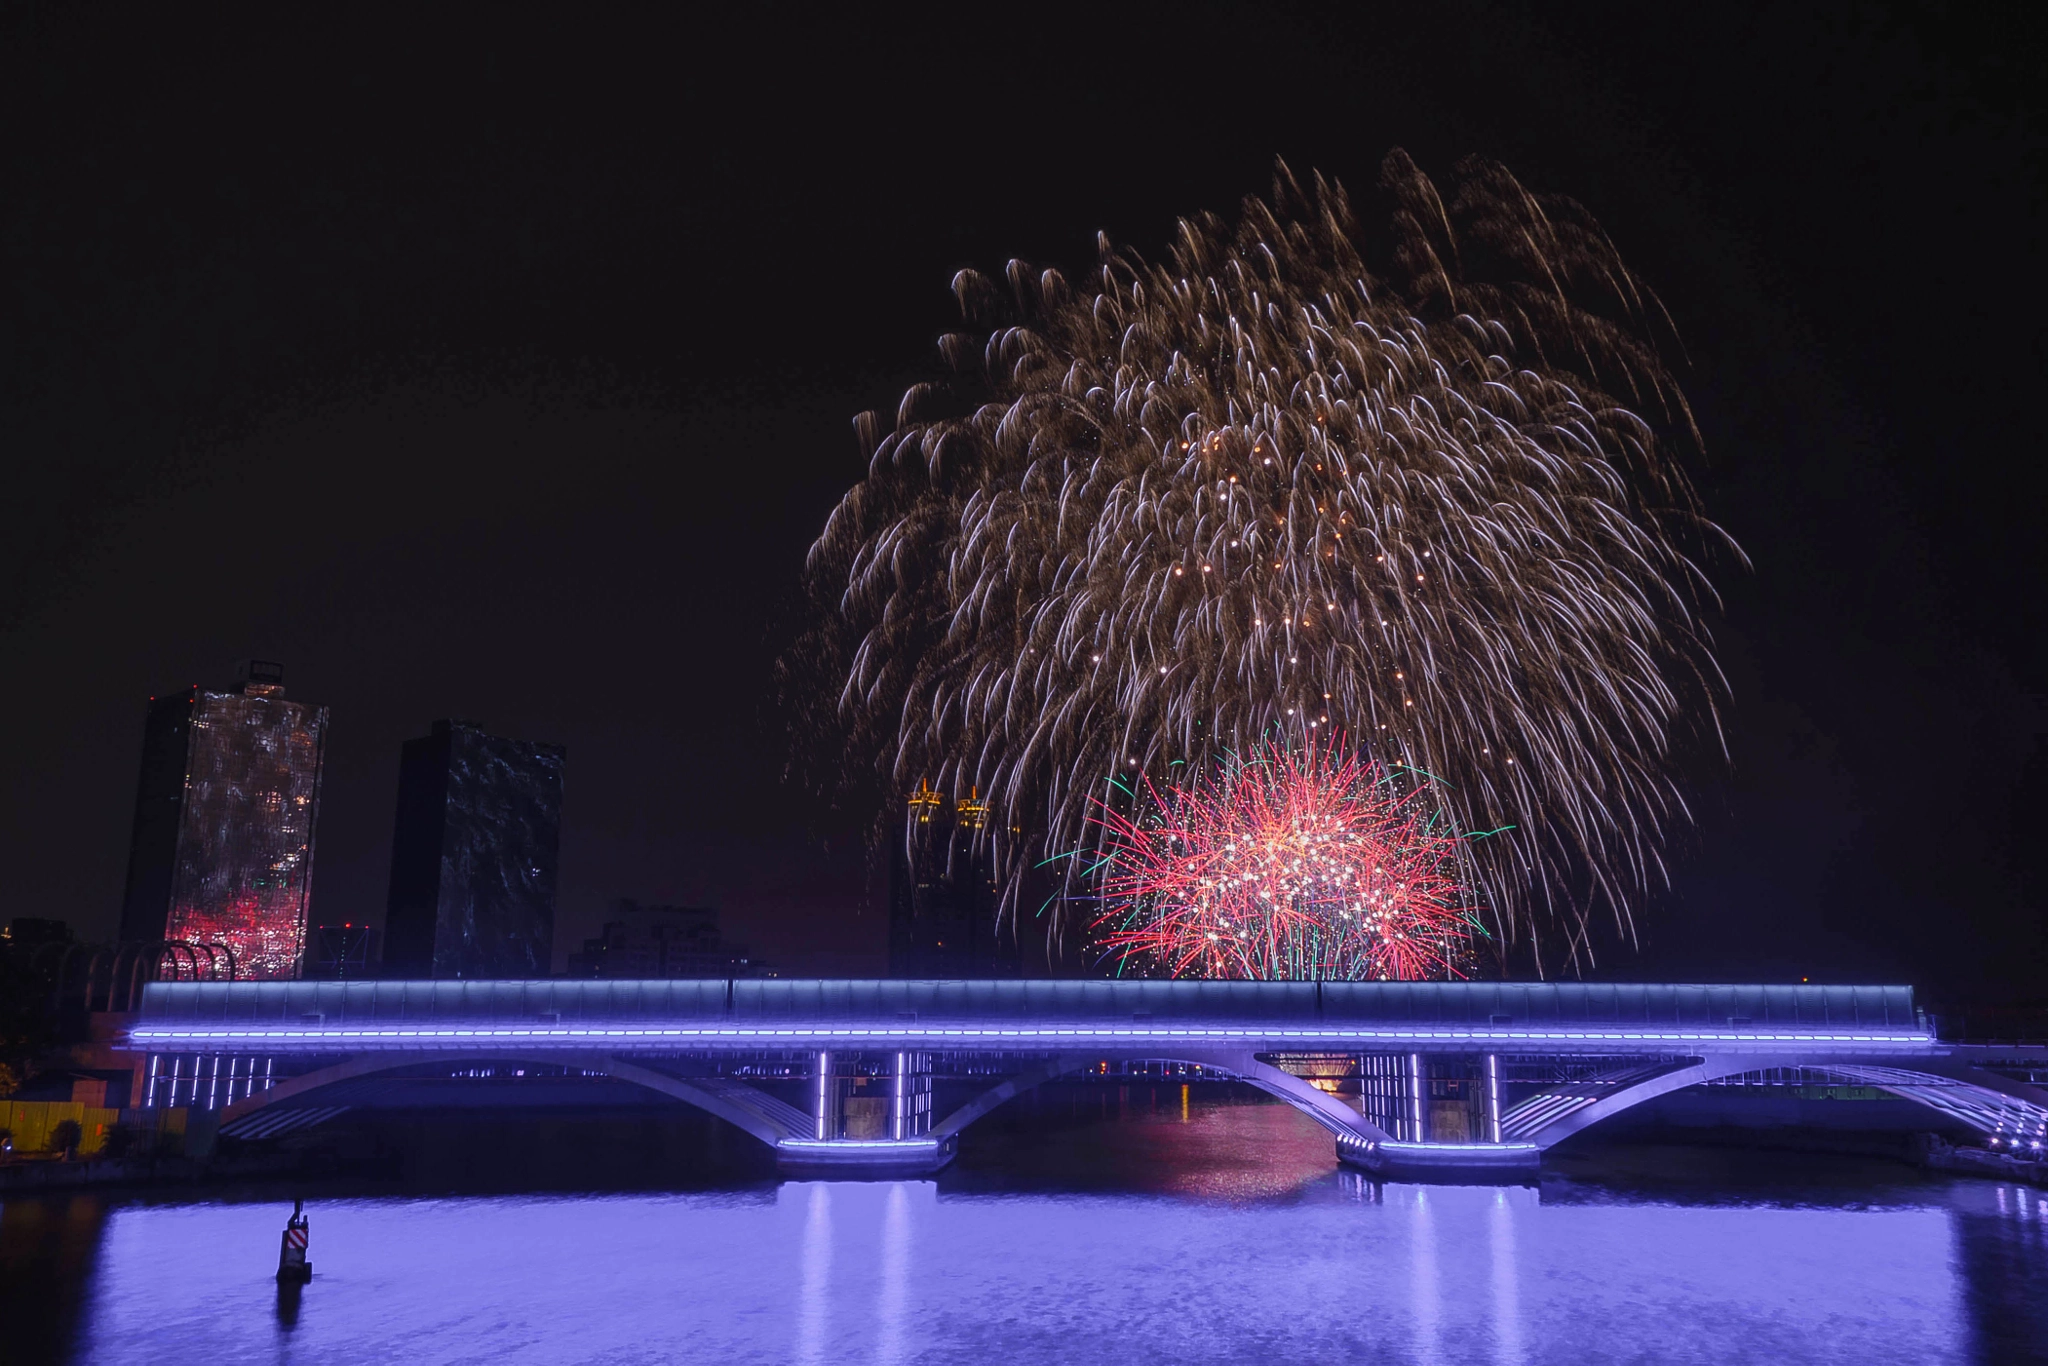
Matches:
[[877, 1184, 910, 1366], [795, 1184, 832, 1366], [1489, 1188, 1525, 1366]]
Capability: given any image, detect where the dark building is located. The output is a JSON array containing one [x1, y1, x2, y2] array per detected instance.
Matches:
[[119, 660, 328, 979], [383, 719, 565, 979], [566, 899, 762, 978], [3, 917, 73, 951], [307, 922, 381, 979], [888, 782, 1020, 977]]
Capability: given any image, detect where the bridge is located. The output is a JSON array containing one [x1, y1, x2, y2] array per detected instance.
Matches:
[[119, 979, 2048, 1178]]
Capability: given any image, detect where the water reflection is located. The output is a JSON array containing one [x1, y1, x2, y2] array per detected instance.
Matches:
[[951, 1080, 1336, 1200], [1954, 1181, 2048, 1362], [795, 1183, 832, 1365], [1409, 1186, 1441, 1363], [0, 1090, 2042, 1364], [1490, 1187, 1524, 1366], [0, 1193, 107, 1363], [876, 1181, 909, 1366]]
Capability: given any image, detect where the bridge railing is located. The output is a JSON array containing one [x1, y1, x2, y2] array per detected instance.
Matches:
[[131, 978, 1924, 1031]]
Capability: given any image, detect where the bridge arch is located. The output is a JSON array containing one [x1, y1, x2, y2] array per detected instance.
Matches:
[[930, 1049, 1394, 1146], [217, 1052, 809, 1150], [1514, 1055, 2048, 1151], [200, 1046, 2047, 1174]]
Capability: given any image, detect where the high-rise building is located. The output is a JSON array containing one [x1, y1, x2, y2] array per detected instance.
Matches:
[[566, 899, 763, 978], [119, 660, 328, 979], [383, 719, 565, 979], [888, 782, 1020, 977]]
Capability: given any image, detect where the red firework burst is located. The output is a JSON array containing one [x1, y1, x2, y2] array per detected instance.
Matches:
[[1089, 735, 1478, 980]]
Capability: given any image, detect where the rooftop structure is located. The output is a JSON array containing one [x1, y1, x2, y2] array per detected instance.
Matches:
[[566, 900, 761, 979], [888, 783, 1018, 977], [307, 923, 381, 980]]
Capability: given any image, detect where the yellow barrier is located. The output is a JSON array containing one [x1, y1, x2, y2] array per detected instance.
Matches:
[[0, 1101, 123, 1156]]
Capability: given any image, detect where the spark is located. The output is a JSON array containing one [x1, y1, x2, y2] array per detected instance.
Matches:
[[790, 152, 1733, 973], [1089, 734, 1478, 980]]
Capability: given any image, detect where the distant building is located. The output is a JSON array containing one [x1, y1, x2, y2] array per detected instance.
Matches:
[[307, 922, 381, 979], [567, 899, 763, 978], [382, 719, 564, 979], [3, 917, 73, 951], [118, 660, 328, 979], [888, 782, 1020, 977]]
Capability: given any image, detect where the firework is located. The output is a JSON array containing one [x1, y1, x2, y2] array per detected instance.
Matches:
[[791, 152, 1734, 972], [1091, 735, 1476, 980]]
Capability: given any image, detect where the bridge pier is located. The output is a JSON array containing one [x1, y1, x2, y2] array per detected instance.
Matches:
[[1335, 1131, 1542, 1180], [778, 1048, 952, 1175], [1331, 1049, 1539, 1180], [774, 1132, 959, 1176]]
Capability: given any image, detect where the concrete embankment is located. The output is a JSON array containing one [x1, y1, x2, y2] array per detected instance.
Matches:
[[1915, 1133, 2048, 1186]]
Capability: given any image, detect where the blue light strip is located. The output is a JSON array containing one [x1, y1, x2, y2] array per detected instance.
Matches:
[[122, 1022, 1934, 1049], [1364, 1140, 1543, 1153], [778, 1138, 942, 1150]]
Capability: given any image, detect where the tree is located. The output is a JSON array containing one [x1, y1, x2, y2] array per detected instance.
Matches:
[[0, 931, 62, 1093], [49, 1119, 82, 1160]]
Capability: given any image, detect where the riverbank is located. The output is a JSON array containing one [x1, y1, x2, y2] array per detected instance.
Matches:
[[1918, 1132, 2048, 1186], [0, 1148, 351, 1193]]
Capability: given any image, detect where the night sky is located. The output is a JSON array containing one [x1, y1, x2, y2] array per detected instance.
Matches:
[[4, 5, 2043, 1003]]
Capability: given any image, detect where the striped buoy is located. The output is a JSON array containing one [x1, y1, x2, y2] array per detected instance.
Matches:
[[277, 1200, 313, 1283]]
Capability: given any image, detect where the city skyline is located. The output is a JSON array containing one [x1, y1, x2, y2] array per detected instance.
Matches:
[[2, 8, 2043, 1000]]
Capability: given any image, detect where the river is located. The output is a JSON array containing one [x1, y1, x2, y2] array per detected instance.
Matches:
[[4, 1085, 2044, 1364]]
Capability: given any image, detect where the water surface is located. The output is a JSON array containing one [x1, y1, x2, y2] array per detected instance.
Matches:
[[5, 1088, 2044, 1364]]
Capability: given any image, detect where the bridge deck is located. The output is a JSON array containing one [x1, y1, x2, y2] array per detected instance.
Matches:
[[126, 979, 1929, 1057], [131, 978, 1922, 1027], [132, 983, 1933, 1056]]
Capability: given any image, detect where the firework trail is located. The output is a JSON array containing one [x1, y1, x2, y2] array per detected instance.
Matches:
[[791, 152, 1735, 973], [1091, 735, 1477, 981]]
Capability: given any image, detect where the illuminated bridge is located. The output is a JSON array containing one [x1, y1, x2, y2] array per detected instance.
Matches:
[[120, 979, 2048, 1178]]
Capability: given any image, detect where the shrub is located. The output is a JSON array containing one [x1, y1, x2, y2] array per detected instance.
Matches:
[[50, 1119, 83, 1158]]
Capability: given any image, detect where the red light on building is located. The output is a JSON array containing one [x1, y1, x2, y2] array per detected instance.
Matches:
[[125, 661, 328, 980]]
